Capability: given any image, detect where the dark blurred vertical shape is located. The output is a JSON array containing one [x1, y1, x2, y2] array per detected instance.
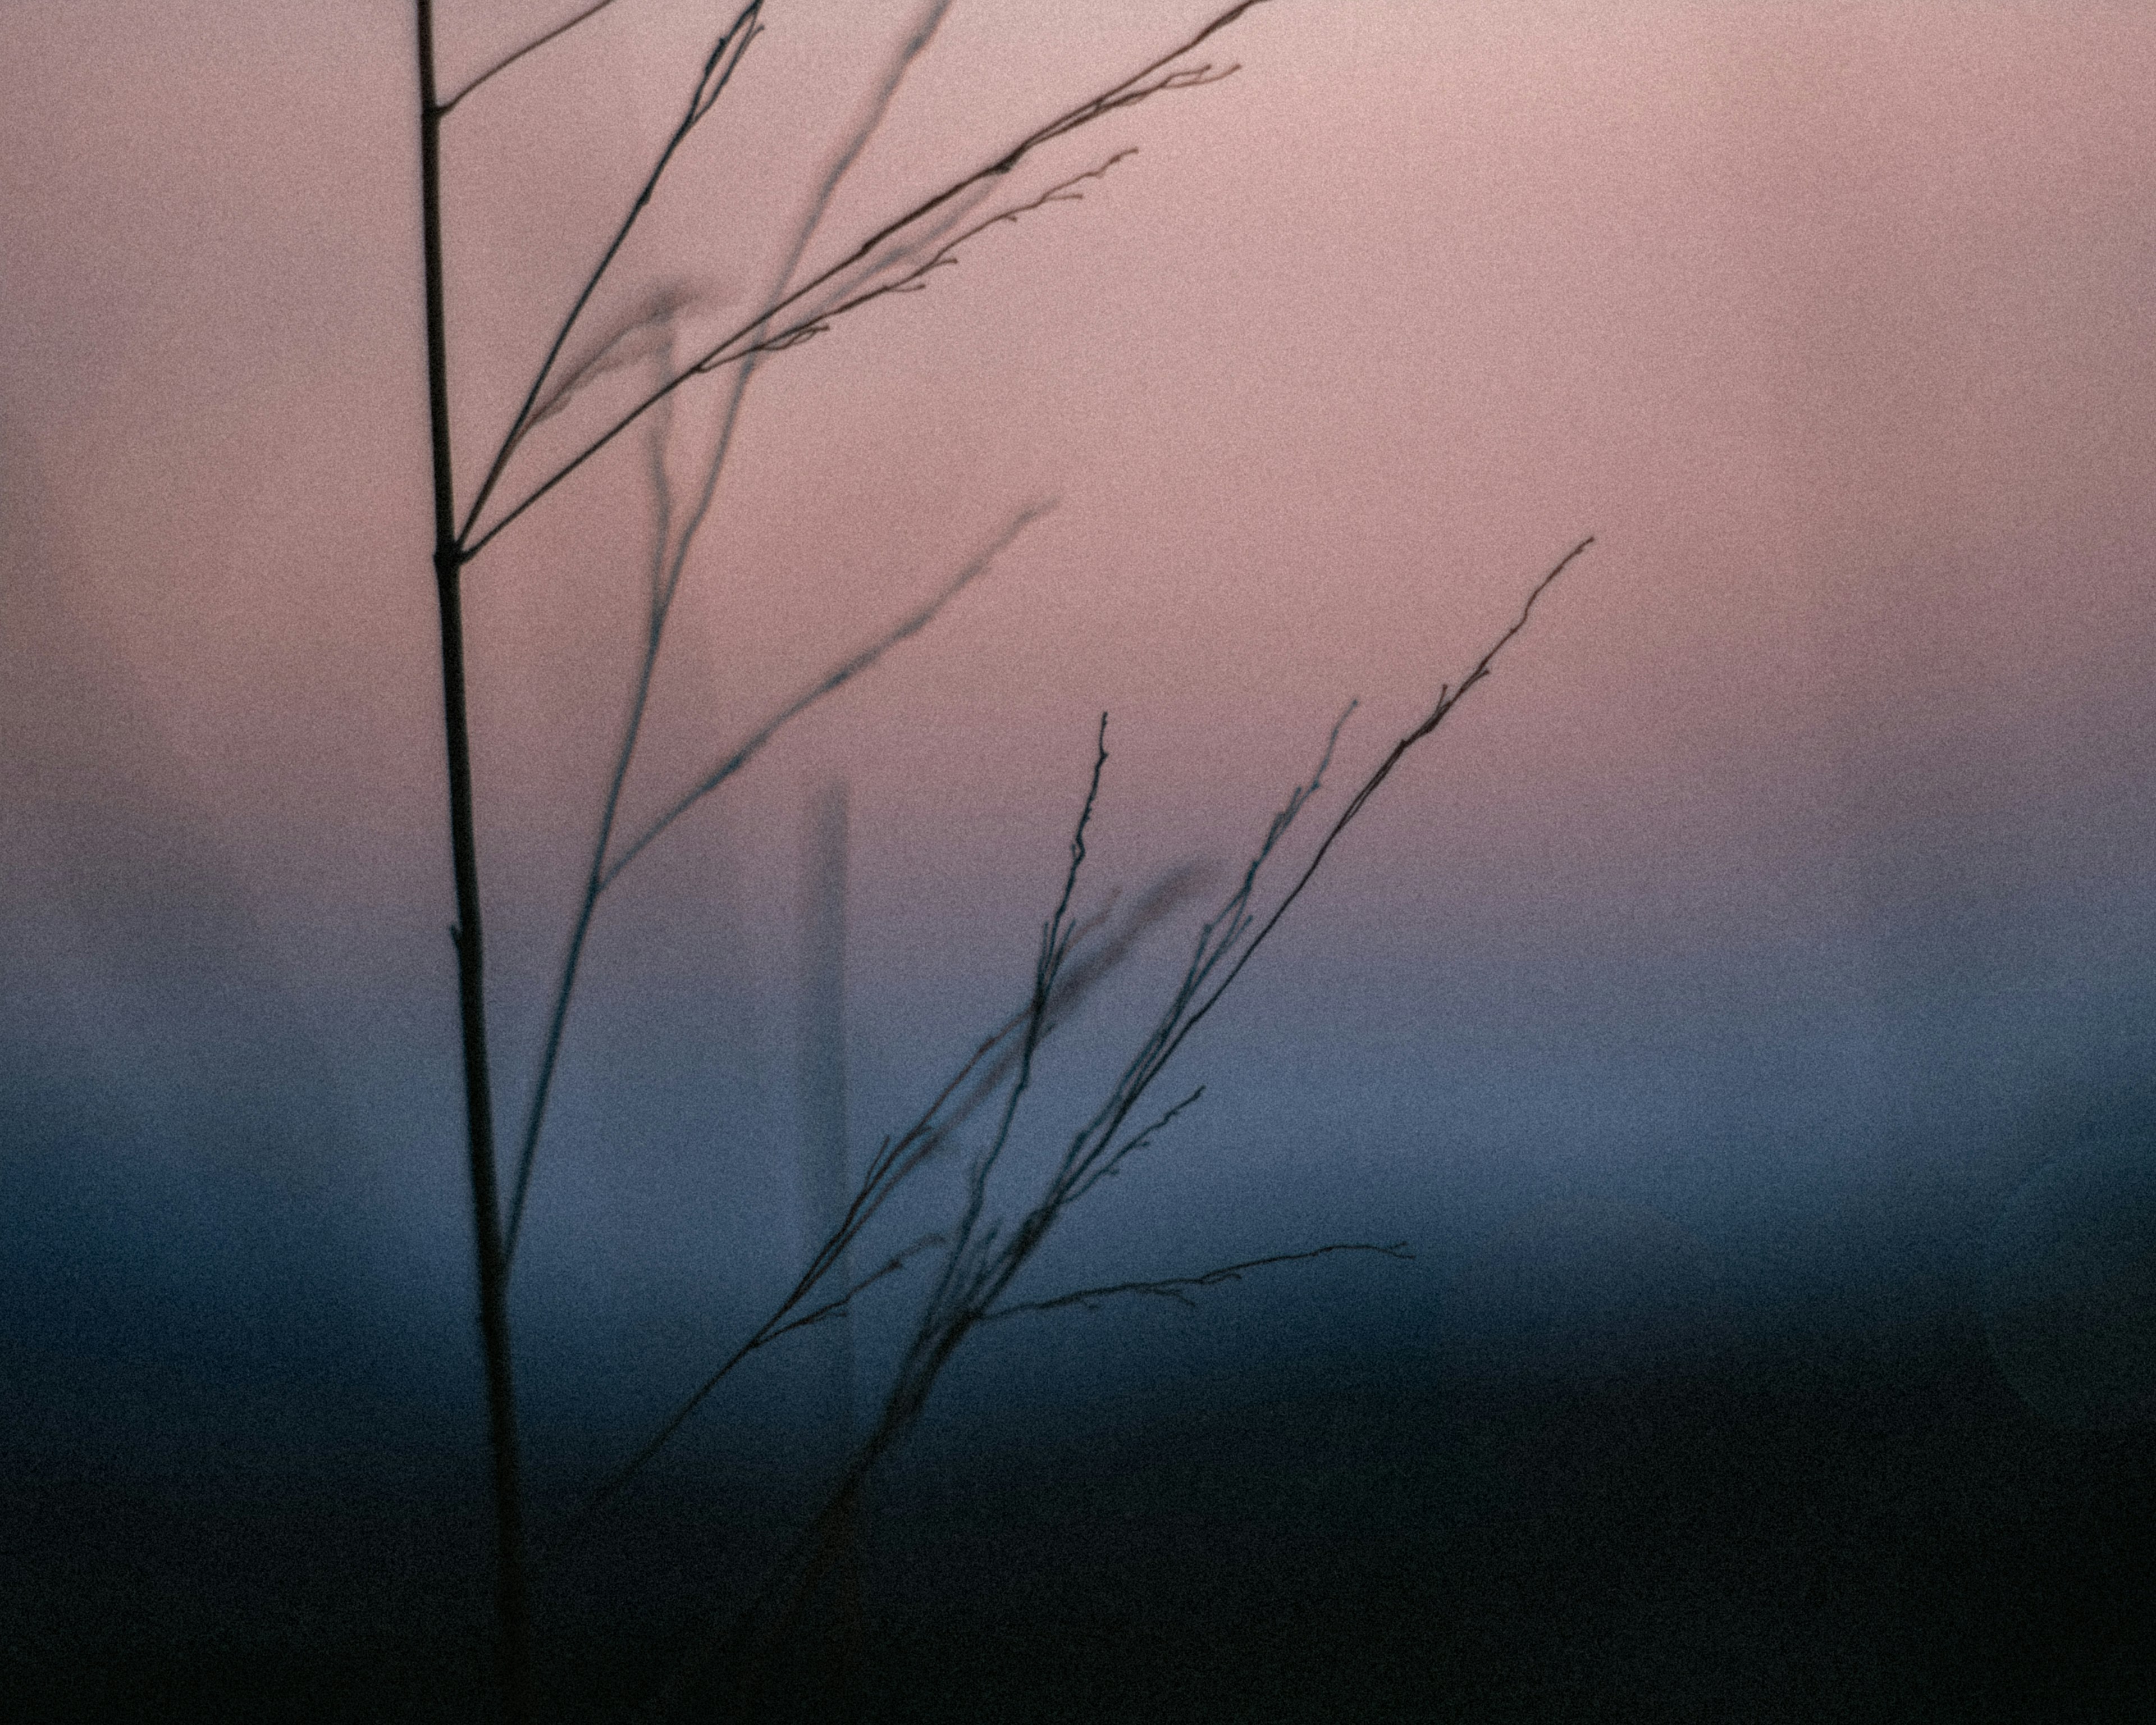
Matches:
[[798, 774, 856, 1412], [796, 772, 864, 1713]]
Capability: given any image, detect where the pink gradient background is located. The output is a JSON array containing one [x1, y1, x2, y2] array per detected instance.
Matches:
[[4, 0, 2155, 1324]]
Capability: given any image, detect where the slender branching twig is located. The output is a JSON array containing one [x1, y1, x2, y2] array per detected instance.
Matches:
[[544, 860, 1213, 1557], [460, 0, 1274, 560], [536, 1230, 947, 1566], [984, 1241, 1417, 1320], [628, 537, 1591, 1717], [438, 0, 635, 113], [609, 504, 1056, 892], [502, 0, 979, 1262], [412, 6, 1580, 1720], [456, 2, 765, 543], [502, 500, 1050, 1256]]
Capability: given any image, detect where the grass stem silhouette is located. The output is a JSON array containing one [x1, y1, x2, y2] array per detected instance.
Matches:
[[408, 4, 1582, 1717], [624, 537, 1591, 1718]]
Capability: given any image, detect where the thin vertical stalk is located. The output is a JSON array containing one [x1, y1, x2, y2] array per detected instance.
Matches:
[[797, 775, 864, 1718], [415, 4, 531, 1719]]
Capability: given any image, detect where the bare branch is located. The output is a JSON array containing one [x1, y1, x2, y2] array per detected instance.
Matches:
[[1066, 1083, 1206, 1206], [437, 0, 629, 115], [996, 713, 1112, 1193], [554, 861, 1205, 1544], [500, 503, 1053, 1262], [627, 525, 1588, 1708], [570, 807, 1272, 1535], [768, 1236, 942, 1346], [458, 1, 764, 547], [877, 538, 1592, 1483], [985, 1241, 1414, 1321], [597, 501, 1055, 891], [462, 0, 1275, 559], [540, 1233, 945, 1559], [1167, 535, 1597, 1047], [997, 539, 1595, 1268], [501, 313, 692, 1267], [502, 5, 966, 1265], [646, 0, 963, 609], [699, 150, 1140, 372]]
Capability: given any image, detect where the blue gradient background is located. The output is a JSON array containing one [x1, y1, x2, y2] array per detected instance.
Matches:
[[4, 2, 2155, 1718]]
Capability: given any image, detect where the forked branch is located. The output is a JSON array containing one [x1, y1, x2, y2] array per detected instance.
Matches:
[[438, 0, 634, 113], [985, 1241, 1415, 1321], [626, 536, 1591, 1717], [503, 502, 1055, 1260], [459, 1, 765, 544], [602, 502, 1055, 892], [462, 0, 1275, 559], [546, 860, 1212, 1555], [503, 2, 971, 1266], [704, 150, 1142, 368]]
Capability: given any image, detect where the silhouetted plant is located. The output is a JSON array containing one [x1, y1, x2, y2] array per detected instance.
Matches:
[[636, 543, 1591, 1719], [406, 3, 1588, 1718]]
